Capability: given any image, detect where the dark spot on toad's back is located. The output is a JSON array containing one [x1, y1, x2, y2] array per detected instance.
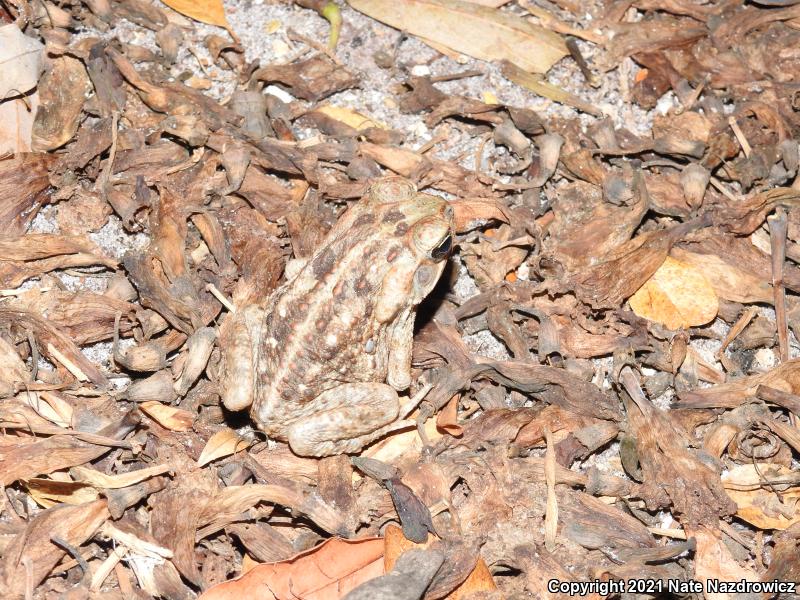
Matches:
[[394, 222, 408, 236], [352, 212, 376, 227], [354, 275, 373, 296], [382, 209, 405, 223]]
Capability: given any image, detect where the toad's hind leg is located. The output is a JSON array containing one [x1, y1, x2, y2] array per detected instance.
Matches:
[[286, 383, 410, 457]]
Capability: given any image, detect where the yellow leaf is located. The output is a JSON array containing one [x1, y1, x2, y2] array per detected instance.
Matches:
[[198, 428, 252, 466], [348, 0, 567, 74], [141, 401, 194, 431], [628, 256, 719, 330], [314, 105, 387, 131], [161, 0, 230, 30]]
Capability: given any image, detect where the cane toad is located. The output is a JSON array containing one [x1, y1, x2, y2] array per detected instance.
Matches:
[[220, 177, 454, 457]]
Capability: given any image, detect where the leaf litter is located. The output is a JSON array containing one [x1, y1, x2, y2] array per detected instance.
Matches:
[[0, 0, 799, 598]]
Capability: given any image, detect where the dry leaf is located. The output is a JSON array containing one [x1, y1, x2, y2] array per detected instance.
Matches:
[[197, 428, 253, 466], [314, 105, 387, 131], [140, 401, 194, 431], [383, 525, 498, 599], [0, 24, 44, 98], [0, 93, 37, 154], [628, 256, 719, 329], [689, 525, 759, 600], [348, 0, 567, 74], [161, 0, 231, 29], [24, 477, 100, 507], [198, 537, 385, 600], [670, 247, 773, 304], [71, 463, 173, 489], [722, 463, 800, 530], [450, 198, 511, 231]]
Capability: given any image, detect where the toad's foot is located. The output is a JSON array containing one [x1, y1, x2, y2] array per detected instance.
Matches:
[[219, 304, 264, 411]]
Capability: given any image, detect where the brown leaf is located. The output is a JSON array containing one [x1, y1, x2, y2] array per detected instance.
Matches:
[[689, 525, 759, 600], [198, 537, 385, 600], [0, 234, 118, 289], [0, 308, 110, 387], [0, 24, 44, 99]]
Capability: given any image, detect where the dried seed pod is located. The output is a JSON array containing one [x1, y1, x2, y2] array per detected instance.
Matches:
[[174, 327, 216, 396], [528, 134, 564, 187], [680, 163, 710, 209], [125, 370, 175, 404], [105, 274, 138, 302], [493, 118, 530, 156], [115, 342, 167, 372], [155, 23, 183, 64], [779, 139, 799, 175], [346, 156, 382, 181], [137, 309, 169, 339], [106, 477, 167, 519], [113, 313, 166, 372], [230, 91, 272, 141], [588, 117, 618, 150], [653, 135, 705, 158], [602, 172, 634, 206]]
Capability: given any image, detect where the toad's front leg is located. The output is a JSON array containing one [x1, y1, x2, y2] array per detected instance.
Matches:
[[218, 304, 265, 412], [286, 382, 412, 457]]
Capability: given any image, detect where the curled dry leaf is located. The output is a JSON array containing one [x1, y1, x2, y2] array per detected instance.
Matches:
[[197, 428, 253, 466], [383, 525, 498, 599], [313, 105, 388, 131], [24, 477, 100, 508], [31, 56, 93, 151], [71, 463, 173, 489], [140, 401, 195, 431], [628, 256, 719, 330]]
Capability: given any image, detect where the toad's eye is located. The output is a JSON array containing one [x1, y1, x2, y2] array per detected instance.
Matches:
[[430, 234, 452, 261]]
